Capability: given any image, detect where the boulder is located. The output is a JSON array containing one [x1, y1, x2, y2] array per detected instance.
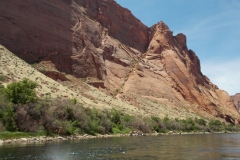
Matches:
[[20, 138, 28, 142]]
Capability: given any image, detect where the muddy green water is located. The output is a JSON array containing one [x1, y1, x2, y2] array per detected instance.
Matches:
[[1, 134, 240, 160]]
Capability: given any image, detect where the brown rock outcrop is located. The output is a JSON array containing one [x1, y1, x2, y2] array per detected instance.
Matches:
[[0, 0, 147, 78], [231, 93, 240, 112], [43, 71, 68, 81], [78, 0, 149, 52], [121, 21, 240, 123], [0, 0, 239, 123]]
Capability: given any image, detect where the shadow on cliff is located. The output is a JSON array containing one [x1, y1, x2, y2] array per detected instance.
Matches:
[[0, 0, 74, 64]]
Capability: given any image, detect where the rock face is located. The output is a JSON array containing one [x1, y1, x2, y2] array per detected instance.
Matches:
[[231, 94, 240, 112], [121, 22, 239, 124], [0, 0, 239, 123], [43, 71, 68, 81]]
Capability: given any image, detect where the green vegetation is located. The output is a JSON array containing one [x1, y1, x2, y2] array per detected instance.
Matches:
[[0, 74, 6, 82], [0, 105, 17, 131], [3, 78, 37, 104], [0, 78, 240, 139], [152, 116, 208, 133], [80, 78, 88, 83], [0, 131, 40, 139], [115, 88, 120, 93]]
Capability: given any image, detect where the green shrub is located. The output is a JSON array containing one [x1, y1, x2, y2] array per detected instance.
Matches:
[[209, 120, 223, 132], [151, 116, 160, 123], [112, 126, 131, 134], [209, 120, 222, 126], [112, 127, 122, 134], [224, 124, 240, 132], [64, 121, 80, 135], [0, 83, 4, 88], [115, 88, 120, 93], [69, 98, 77, 105], [1, 95, 239, 136], [181, 118, 195, 131], [36, 127, 47, 136], [0, 74, 5, 82], [0, 85, 8, 107], [0, 121, 5, 131], [4, 78, 37, 104], [123, 114, 134, 123], [162, 116, 174, 131], [163, 116, 170, 124], [195, 118, 207, 126], [0, 105, 17, 131], [110, 109, 121, 124]]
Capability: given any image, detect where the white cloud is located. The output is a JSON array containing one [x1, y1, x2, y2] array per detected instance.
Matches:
[[201, 59, 240, 95], [115, 0, 240, 95], [175, 9, 240, 42], [175, 2, 240, 96]]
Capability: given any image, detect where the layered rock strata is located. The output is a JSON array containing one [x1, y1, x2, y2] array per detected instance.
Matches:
[[231, 94, 240, 112]]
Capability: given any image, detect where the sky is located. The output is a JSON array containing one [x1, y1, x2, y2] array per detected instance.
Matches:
[[115, 0, 240, 95]]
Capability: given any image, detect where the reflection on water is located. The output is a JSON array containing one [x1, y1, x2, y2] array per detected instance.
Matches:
[[1, 134, 240, 160]]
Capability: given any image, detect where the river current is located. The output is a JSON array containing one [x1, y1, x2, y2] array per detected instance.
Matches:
[[1, 133, 240, 160]]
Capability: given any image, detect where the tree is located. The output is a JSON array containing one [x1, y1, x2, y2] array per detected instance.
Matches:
[[4, 78, 38, 104], [0, 83, 4, 95], [0, 105, 17, 131]]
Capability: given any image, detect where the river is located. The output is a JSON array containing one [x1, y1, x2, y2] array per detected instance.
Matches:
[[1, 133, 240, 160]]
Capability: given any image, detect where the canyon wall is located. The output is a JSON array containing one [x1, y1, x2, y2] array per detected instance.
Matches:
[[0, 0, 239, 123], [232, 94, 240, 113]]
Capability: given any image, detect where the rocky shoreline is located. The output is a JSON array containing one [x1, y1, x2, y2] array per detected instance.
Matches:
[[0, 131, 237, 145], [0, 133, 142, 145]]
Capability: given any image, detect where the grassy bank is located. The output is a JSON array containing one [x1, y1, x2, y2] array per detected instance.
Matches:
[[0, 78, 240, 139], [1, 97, 239, 139], [0, 131, 42, 139]]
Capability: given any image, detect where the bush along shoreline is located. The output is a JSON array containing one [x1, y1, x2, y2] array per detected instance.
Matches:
[[1, 79, 240, 144]]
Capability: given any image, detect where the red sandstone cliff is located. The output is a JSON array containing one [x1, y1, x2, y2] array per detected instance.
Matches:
[[231, 94, 240, 113], [0, 0, 239, 123]]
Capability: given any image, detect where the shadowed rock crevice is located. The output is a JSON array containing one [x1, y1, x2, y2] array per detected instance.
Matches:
[[43, 71, 68, 81]]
